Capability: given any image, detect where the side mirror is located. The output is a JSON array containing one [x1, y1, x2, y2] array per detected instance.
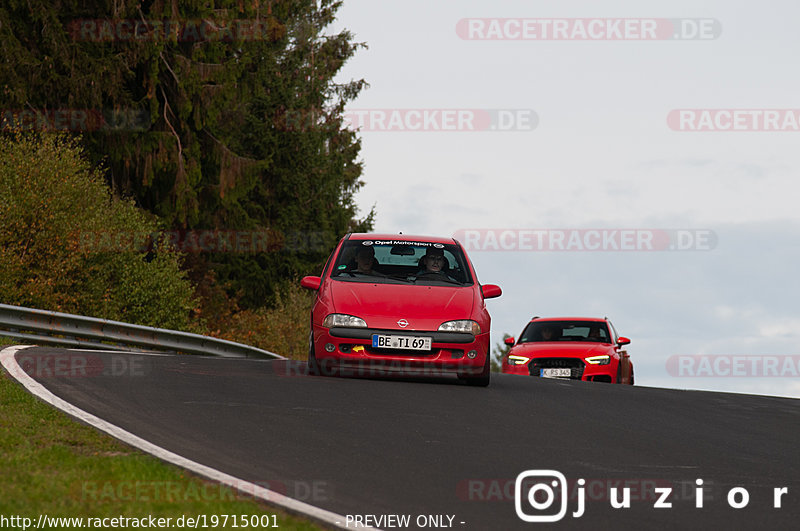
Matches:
[[504, 337, 515, 346], [481, 284, 502, 299], [617, 336, 631, 346], [301, 276, 321, 291]]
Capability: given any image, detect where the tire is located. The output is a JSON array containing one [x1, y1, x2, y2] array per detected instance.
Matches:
[[616, 361, 634, 385], [307, 335, 338, 377], [462, 350, 491, 387], [307, 334, 321, 376]]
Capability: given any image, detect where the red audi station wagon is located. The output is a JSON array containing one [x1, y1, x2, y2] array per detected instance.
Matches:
[[501, 317, 634, 384], [300, 234, 502, 386]]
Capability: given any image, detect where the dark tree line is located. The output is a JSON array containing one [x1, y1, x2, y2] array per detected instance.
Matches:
[[0, 0, 373, 309]]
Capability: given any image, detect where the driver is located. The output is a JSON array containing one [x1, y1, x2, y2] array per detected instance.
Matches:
[[418, 247, 459, 282], [539, 326, 559, 341], [421, 247, 448, 273], [587, 327, 604, 342]]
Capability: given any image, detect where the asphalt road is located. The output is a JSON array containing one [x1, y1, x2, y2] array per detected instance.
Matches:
[[10, 347, 800, 530]]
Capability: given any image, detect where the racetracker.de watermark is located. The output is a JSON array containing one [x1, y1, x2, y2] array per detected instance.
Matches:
[[668, 109, 800, 131], [80, 479, 330, 503], [666, 355, 800, 377], [456, 18, 721, 40], [1, 108, 149, 132], [458, 478, 710, 503], [273, 359, 470, 379], [343, 109, 537, 132], [68, 19, 277, 42], [16, 352, 151, 379], [453, 229, 717, 252], [76, 230, 331, 254]]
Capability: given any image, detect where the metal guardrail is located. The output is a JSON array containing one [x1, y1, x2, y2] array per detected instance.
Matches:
[[0, 303, 283, 359]]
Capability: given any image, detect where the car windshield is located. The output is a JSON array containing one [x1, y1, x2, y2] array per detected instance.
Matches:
[[330, 239, 474, 286], [519, 321, 611, 344]]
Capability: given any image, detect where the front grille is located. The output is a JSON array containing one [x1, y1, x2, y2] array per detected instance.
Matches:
[[529, 358, 585, 379]]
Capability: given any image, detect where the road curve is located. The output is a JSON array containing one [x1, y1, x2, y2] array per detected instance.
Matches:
[[4, 346, 800, 529]]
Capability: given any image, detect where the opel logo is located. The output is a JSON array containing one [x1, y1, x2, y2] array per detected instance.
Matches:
[[397, 319, 409, 328]]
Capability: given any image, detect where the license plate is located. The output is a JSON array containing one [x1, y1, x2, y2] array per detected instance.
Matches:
[[372, 334, 432, 351], [541, 368, 572, 378]]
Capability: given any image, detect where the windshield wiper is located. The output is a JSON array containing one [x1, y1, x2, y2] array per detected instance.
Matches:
[[409, 275, 463, 285], [431, 277, 463, 285], [387, 274, 415, 283]]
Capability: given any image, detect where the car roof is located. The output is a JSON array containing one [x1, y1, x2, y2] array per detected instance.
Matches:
[[348, 233, 457, 245], [530, 317, 608, 323]]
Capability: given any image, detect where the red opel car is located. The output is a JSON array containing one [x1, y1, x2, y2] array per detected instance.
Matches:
[[501, 317, 634, 384], [300, 234, 502, 386]]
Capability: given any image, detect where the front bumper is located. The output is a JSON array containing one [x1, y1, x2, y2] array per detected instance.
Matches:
[[502, 357, 619, 382], [312, 325, 489, 376]]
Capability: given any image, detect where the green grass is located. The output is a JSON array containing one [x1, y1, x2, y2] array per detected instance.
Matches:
[[0, 336, 17, 347], [0, 361, 323, 530]]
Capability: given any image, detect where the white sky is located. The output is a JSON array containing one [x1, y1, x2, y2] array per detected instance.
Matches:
[[331, 0, 800, 398]]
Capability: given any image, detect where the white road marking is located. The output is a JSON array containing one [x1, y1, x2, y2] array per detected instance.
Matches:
[[1, 345, 373, 530]]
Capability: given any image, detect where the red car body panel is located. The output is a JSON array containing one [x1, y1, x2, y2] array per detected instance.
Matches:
[[303, 233, 501, 381], [501, 317, 634, 384], [326, 282, 476, 329]]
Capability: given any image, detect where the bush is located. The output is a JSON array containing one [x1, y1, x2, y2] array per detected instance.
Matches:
[[209, 281, 313, 359], [0, 134, 198, 331]]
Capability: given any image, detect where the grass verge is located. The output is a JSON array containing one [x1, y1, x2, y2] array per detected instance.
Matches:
[[0, 357, 323, 530]]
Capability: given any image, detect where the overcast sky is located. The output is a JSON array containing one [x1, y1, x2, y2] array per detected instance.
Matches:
[[329, 0, 800, 398]]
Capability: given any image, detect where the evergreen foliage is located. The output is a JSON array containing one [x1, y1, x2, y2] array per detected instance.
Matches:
[[0, 0, 373, 309]]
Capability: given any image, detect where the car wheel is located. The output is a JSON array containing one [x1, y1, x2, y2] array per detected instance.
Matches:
[[462, 350, 491, 387], [308, 334, 338, 377]]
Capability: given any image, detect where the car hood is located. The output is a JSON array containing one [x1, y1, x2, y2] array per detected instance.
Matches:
[[511, 342, 613, 358], [327, 280, 475, 330]]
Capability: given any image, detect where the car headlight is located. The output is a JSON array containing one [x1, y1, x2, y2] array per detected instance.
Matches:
[[585, 355, 611, 365], [507, 355, 530, 365], [323, 314, 367, 328], [438, 320, 481, 335]]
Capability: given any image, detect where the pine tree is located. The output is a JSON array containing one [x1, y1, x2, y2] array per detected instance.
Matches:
[[1, 0, 373, 308]]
